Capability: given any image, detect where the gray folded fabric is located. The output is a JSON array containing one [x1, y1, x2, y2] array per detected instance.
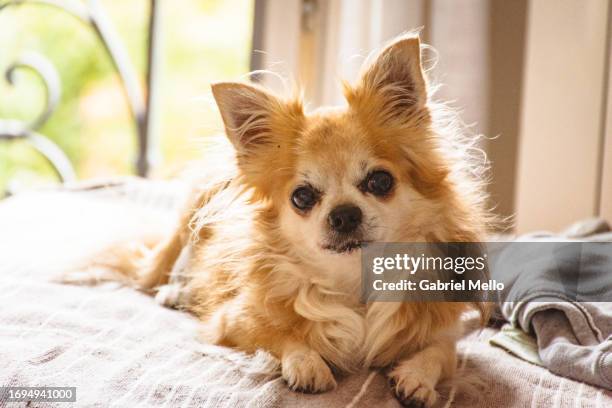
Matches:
[[492, 219, 612, 390]]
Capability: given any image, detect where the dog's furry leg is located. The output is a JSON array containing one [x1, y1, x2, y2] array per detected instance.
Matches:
[[388, 337, 457, 408], [281, 341, 337, 394], [138, 186, 218, 291], [138, 228, 187, 290]]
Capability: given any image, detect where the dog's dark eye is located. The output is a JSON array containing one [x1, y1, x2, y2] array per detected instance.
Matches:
[[363, 171, 394, 196], [291, 186, 318, 210]]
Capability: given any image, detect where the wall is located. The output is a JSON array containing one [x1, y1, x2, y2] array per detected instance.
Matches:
[[514, 0, 610, 232]]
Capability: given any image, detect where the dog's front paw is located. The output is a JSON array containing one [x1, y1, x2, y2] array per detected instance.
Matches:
[[154, 283, 183, 308], [282, 348, 337, 393], [388, 369, 438, 408]]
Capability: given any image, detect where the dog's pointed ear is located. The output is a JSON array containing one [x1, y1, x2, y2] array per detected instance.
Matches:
[[212, 82, 281, 153], [346, 35, 428, 123], [211, 82, 304, 196]]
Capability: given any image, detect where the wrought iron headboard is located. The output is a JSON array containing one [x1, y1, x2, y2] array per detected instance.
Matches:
[[0, 0, 161, 183]]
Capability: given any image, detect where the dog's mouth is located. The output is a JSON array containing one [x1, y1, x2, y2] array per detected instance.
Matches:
[[322, 240, 368, 254]]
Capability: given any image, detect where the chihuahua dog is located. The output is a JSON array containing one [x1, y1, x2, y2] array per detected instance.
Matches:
[[107, 34, 490, 407]]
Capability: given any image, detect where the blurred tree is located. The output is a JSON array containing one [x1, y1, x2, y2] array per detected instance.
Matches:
[[0, 0, 253, 191]]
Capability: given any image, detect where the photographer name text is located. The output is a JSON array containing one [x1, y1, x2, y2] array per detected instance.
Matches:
[[371, 278, 504, 291]]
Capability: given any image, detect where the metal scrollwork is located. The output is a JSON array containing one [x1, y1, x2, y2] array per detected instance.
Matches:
[[3, 52, 61, 137], [0, 0, 159, 188], [0, 52, 76, 183]]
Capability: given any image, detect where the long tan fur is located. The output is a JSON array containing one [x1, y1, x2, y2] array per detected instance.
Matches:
[[103, 34, 492, 406]]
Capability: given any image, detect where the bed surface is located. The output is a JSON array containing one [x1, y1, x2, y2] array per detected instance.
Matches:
[[1, 180, 610, 407]]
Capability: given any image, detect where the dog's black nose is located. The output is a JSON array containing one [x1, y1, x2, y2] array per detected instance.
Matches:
[[328, 205, 362, 233]]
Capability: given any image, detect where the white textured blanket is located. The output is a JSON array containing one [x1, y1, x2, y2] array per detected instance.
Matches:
[[1, 180, 610, 407]]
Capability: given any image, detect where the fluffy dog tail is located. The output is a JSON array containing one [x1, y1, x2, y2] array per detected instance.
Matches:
[[59, 233, 164, 289]]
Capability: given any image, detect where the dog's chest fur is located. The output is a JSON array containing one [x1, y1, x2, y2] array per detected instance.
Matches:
[[157, 247, 417, 371], [299, 287, 422, 369]]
